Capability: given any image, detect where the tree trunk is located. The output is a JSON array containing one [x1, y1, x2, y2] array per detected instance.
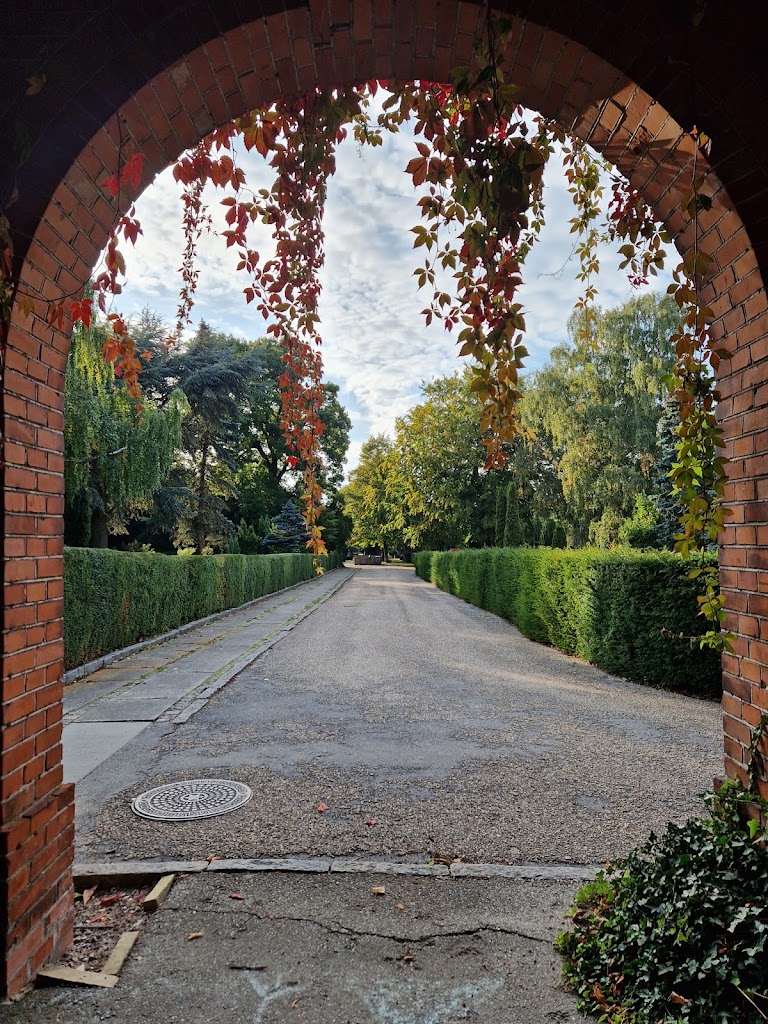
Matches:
[[196, 439, 208, 554], [89, 506, 109, 548]]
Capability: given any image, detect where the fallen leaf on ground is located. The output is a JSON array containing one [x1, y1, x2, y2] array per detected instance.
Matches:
[[99, 893, 124, 907], [188, 932, 204, 940], [81, 886, 97, 906], [364, 818, 377, 826], [371, 886, 386, 895], [316, 802, 330, 813], [228, 894, 245, 900], [395, 903, 406, 910], [88, 914, 108, 926], [206, 855, 220, 863]]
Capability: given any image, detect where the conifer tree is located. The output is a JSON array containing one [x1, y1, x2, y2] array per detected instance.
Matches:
[[263, 500, 310, 553]]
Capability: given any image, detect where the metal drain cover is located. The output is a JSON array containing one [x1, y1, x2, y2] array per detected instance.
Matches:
[[131, 779, 253, 821]]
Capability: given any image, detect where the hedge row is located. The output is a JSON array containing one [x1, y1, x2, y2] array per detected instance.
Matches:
[[413, 547, 721, 697], [64, 547, 342, 670]]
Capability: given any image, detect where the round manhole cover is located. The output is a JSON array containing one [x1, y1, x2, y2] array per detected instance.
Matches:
[[131, 779, 253, 821]]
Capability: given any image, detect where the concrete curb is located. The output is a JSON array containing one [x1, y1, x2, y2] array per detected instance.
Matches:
[[74, 856, 600, 884], [64, 566, 355, 686]]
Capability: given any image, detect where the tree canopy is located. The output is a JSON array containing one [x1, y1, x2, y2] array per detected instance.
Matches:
[[64, 311, 186, 547], [342, 292, 680, 556]]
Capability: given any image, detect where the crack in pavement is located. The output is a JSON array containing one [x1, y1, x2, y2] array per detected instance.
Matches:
[[157, 904, 551, 945]]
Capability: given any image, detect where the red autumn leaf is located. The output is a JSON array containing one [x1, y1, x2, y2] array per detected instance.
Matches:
[[47, 301, 65, 330], [316, 802, 330, 813], [122, 153, 145, 192], [406, 155, 428, 186], [99, 893, 124, 907], [102, 339, 120, 364], [70, 297, 92, 328], [102, 171, 121, 197]]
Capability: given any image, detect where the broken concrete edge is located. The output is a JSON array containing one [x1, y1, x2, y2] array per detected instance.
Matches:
[[142, 873, 177, 912], [74, 857, 601, 884], [63, 565, 356, 685]]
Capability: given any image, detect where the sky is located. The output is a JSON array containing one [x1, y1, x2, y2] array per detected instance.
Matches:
[[112, 114, 675, 475]]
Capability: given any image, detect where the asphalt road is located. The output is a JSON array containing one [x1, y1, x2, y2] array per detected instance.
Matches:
[[76, 564, 722, 866]]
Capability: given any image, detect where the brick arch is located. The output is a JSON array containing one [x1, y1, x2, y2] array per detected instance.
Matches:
[[3, 1, 767, 997]]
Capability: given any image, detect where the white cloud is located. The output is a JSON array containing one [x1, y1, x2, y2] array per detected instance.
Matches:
[[114, 111, 675, 474]]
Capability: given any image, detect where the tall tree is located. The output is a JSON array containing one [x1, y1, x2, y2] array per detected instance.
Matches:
[[135, 320, 351, 550], [342, 434, 402, 559], [520, 292, 677, 546], [169, 328, 264, 552], [390, 370, 495, 550], [503, 479, 524, 547], [64, 312, 186, 547]]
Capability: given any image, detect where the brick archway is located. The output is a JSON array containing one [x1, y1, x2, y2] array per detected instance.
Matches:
[[2, 0, 767, 997]]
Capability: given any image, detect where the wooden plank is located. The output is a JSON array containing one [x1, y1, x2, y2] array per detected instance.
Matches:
[[37, 966, 119, 989], [142, 873, 176, 912], [102, 930, 140, 976]]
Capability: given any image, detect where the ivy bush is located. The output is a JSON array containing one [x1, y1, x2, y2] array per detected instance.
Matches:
[[413, 548, 720, 696], [64, 547, 342, 670], [556, 782, 768, 1023]]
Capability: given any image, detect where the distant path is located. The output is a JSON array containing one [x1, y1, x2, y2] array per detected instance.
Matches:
[[76, 564, 722, 865]]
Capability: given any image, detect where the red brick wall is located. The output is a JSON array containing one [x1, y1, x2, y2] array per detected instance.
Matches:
[[2, 0, 767, 996]]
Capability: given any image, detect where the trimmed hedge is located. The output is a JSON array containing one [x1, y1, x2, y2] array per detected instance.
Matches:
[[414, 547, 721, 697], [64, 547, 342, 670]]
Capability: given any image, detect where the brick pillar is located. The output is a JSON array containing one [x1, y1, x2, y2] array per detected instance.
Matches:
[[1, 314, 74, 997], [717, 287, 768, 802]]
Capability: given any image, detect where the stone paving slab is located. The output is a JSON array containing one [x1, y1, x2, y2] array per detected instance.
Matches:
[[206, 857, 334, 873], [63, 722, 147, 783], [97, 677, 199, 701], [76, 697, 176, 722], [74, 860, 208, 882], [330, 859, 450, 876]]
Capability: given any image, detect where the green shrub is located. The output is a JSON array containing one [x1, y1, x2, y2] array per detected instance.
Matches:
[[64, 547, 342, 669], [556, 780, 768, 1024], [413, 547, 720, 696]]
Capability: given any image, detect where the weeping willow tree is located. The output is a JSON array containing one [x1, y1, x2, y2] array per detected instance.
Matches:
[[64, 312, 187, 547]]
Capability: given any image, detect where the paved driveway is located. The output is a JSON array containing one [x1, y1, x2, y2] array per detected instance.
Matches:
[[76, 564, 722, 866]]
